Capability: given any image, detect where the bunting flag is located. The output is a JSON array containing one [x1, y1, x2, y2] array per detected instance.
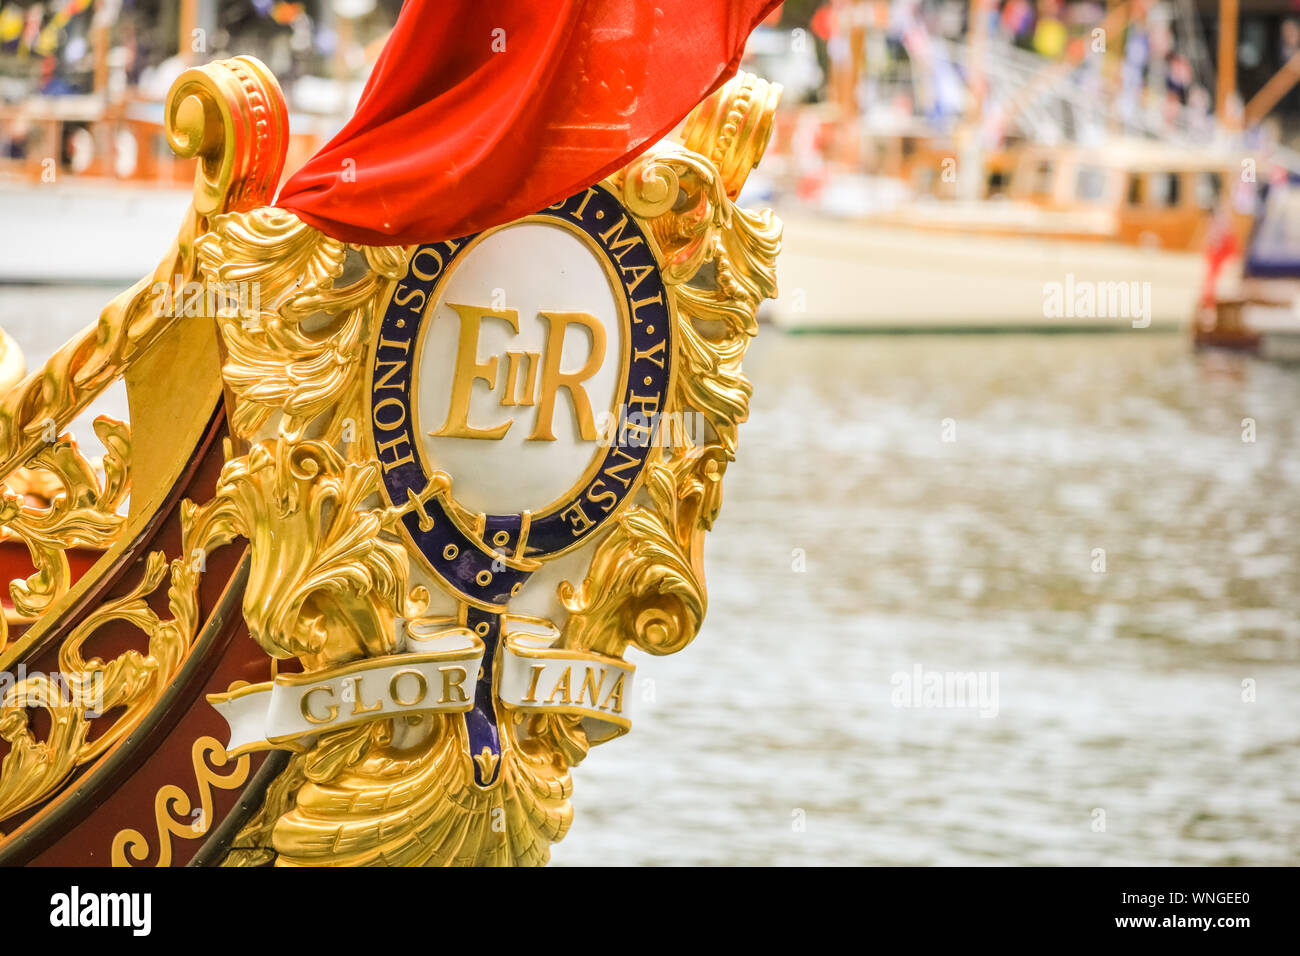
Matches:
[[274, 0, 782, 246]]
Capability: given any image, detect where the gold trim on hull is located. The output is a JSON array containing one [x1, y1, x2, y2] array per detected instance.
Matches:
[[0, 56, 287, 834], [0, 60, 782, 867]]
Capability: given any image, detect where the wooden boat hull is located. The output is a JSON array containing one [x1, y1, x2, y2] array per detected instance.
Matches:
[[0, 405, 276, 866]]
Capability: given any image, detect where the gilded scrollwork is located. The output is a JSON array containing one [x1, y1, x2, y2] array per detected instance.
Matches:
[[187, 438, 411, 665], [111, 735, 251, 867], [0, 418, 130, 641], [0, 55, 290, 829], [206, 72, 781, 867], [195, 215, 582, 864], [0, 53, 781, 864], [0, 518, 211, 825], [195, 208, 408, 442]]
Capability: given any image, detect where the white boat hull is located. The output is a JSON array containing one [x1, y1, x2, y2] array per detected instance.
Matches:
[[768, 215, 1204, 331], [0, 183, 192, 284]]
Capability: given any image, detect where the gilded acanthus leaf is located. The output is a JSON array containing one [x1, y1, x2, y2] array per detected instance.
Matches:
[[186, 440, 408, 664], [197, 208, 407, 442], [210, 72, 781, 867]]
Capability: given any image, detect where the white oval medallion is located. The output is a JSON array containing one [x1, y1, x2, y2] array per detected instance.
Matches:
[[414, 218, 626, 516]]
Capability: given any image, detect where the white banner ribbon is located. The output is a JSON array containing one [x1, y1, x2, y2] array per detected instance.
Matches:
[[208, 623, 485, 757], [498, 616, 634, 743]]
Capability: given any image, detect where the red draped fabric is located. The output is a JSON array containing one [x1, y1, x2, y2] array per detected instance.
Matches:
[[275, 0, 783, 246]]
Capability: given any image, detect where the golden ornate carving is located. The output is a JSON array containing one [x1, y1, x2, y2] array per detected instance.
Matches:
[[189, 438, 412, 665], [194, 212, 583, 863], [195, 208, 407, 442], [0, 418, 130, 636], [204, 72, 782, 867], [262, 716, 571, 866], [0, 53, 781, 865], [111, 735, 250, 867], [0, 478, 238, 825], [0, 56, 288, 829], [679, 72, 782, 201]]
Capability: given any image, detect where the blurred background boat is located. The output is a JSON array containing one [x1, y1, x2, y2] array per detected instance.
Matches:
[[0, 0, 394, 283], [772, 139, 1250, 329], [0, 92, 325, 282], [748, 0, 1300, 334], [1198, 171, 1300, 356]]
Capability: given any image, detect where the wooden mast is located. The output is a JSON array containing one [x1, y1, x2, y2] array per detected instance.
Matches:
[[179, 0, 197, 65], [1243, 52, 1300, 127], [1216, 0, 1238, 124], [959, 0, 990, 199]]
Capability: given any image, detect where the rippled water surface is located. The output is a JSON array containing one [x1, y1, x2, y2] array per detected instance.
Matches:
[[551, 331, 1300, 866], [5, 290, 1298, 866]]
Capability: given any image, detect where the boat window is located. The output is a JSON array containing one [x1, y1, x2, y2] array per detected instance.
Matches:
[[1127, 173, 1144, 206], [1195, 171, 1222, 210], [1148, 171, 1181, 207], [1075, 166, 1108, 202], [1032, 159, 1054, 196]]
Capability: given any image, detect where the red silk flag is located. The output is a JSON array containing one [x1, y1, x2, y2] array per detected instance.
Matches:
[[275, 0, 783, 246]]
